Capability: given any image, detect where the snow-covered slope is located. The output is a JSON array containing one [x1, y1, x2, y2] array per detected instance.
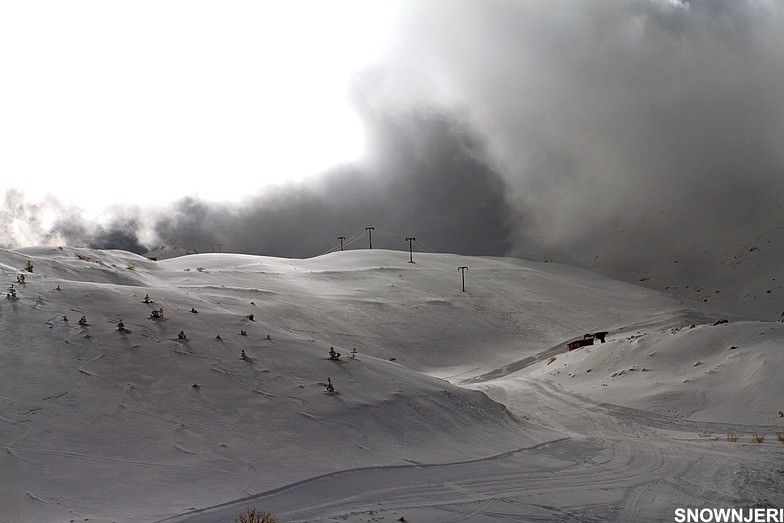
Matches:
[[143, 244, 202, 261], [0, 247, 782, 522], [524, 319, 784, 425], [624, 205, 784, 322]]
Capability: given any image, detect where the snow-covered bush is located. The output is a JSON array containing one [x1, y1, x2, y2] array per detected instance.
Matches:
[[235, 507, 277, 523]]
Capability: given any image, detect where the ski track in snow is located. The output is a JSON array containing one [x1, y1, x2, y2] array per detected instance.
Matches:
[[7, 446, 245, 477], [160, 377, 783, 522]]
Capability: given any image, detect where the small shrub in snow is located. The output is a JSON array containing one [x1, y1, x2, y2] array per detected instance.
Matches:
[[150, 308, 164, 319], [248, 314, 255, 321], [350, 348, 357, 358], [126, 265, 136, 270], [329, 347, 341, 361], [240, 330, 247, 336], [752, 433, 764, 443], [235, 507, 277, 523], [776, 433, 784, 443], [698, 431, 712, 438], [547, 356, 556, 365], [6, 285, 17, 298], [25, 260, 33, 273], [325, 377, 335, 393], [143, 294, 153, 304], [117, 320, 126, 332], [191, 308, 198, 313], [78, 316, 88, 326], [16, 274, 26, 284], [241, 350, 247, 360], [62, 315, 68, 322], [216, 334, 222, 340], [178, 330, 187, 340], [726, 433, 740, 442]]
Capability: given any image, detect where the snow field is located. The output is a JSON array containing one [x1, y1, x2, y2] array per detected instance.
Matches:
[[0, 246, 782, 522]]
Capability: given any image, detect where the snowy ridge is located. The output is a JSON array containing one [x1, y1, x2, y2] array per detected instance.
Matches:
[[0, 247, 782, 522]]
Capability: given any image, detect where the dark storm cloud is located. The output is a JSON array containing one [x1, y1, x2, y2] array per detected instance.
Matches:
[[0, 107, 516, 260], [51, 216, 149, 255], [366, 0, 784, 287], [152, 108, 517, 258], [86, 221, 148, 254]]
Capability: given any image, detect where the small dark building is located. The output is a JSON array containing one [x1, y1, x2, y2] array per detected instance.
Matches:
[[568, 338, 594, 351]]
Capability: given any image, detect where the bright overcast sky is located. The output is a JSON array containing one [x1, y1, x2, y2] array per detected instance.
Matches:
[[0, 1, 399, 212]]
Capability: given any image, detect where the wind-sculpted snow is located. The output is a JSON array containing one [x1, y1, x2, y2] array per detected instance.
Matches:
[[0, 247, 782, 522], [166, 379, 783, 523]]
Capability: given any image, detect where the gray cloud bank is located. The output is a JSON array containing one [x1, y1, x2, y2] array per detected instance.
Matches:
[[151, 109, 516, 258], [4, 0, 784, 317], [373, 0, 784, 316], [2, 108, 516, 259], [383, 0, 784, 265]]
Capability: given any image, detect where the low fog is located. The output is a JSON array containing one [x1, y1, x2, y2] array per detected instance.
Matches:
[[3, 0, 784, 316]]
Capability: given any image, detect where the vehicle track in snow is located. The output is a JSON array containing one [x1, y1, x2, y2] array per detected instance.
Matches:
[[159, 376, 784, 523]]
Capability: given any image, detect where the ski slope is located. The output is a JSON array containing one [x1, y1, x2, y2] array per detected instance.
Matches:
[[0, 247, 782, 522]]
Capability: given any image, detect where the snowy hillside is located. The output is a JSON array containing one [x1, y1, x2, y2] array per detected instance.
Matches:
[[1, 247, 782, 522], [615, 205, 784, 322]]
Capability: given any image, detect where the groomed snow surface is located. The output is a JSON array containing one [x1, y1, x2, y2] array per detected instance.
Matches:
[[0, 247, 782, 522]]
